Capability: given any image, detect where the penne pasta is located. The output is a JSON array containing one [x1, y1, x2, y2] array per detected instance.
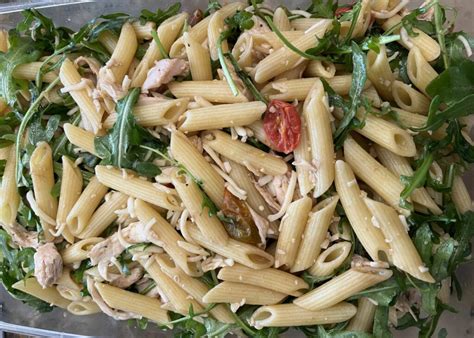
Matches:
[[367, 45, 394, 100], [308, 241, 353, 277], [0, 146, 20, 225], [218, 264, 308, 297], [95, 282, 169, 324], [63, 123, 99, 156], [274, 197, 312, 269], [168, 81, 248, 103], [292, 196, 339, 273], [187, 222, 274, 269], [294, 267, 393, 311], [293, 115, 315, 196], [131, 20, 155, 40], [56, 156, 83, 243], [77, 192, 128, 239], [108, 22, 137, 84], [250, 302, 357, 328], [346, 297, 376, 332], [365, 198, 435, 283], [392, 80, 430, 114], [134, 199, 202, 276], [304, 60, 336, 78], [452, 176, 473, 214], [98, 31, 118, 54], [95, 165, 181, 211], [407, 47, 438, 95], [179, 102, 266, 132], [66, 176, 108, 236], [67, 300, 101, 316], [203, 281, 287, 305], [302, 79, 334, 197], [273, 8, 292, 31], [30, 142, 57, 242], [335, 159, 391, 261], [203, 130, 288, 176], [13, 62, 58, 83], [62, 237, 103, 265], [183, 31, 212, 81], [12, 278, 70, 309]]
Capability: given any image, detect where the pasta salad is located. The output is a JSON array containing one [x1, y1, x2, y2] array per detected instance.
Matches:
[[0, 0, 473, 337]]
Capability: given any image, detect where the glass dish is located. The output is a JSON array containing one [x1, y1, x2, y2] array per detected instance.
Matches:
[[0, 1, 472, 337]]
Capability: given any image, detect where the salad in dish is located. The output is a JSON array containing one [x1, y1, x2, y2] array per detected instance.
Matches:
[[0, 0, 473, 337]]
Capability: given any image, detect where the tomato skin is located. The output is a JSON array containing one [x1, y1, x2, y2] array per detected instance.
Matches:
[[335, 5, 353, 16], [263, 99, 301, 154]]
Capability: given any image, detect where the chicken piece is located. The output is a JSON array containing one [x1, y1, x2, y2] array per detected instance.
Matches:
[[248, 207, 269, 246], [270, 174, 290, 206], [1, 222, 38, 248], [88, 234, 125, 266], [34, 243, 63, 288], [109, 265, 143, 289], [142, 59, 189, 92]]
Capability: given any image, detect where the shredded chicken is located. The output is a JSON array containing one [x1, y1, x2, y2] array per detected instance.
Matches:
[[269, 174, 290, 206], [34, 242, 63, 288], [1, 222, 38, 248], [248, 16, 271, 35], [135, 277, 161, 298], [109, 265, 144, 289], [202, 255, 235, 272], [89, 233, 126, 266], [142, 59, 189, 92], [74, 56, 101, 76], [249, 207, 269, 246]]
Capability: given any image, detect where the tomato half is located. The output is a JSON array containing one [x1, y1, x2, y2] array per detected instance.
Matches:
[[263, 99, 301, 154]]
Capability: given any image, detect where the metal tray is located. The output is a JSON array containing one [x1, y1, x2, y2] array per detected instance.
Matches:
[[0, 0, 472, 337]]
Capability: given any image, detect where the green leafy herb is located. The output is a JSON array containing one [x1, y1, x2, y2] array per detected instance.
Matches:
[[400, 152, 434, 210], [150, 30, 169, 59], [139, 3, 181, 25], [373, 306, 392, 338], [307, 0, 337, 18]]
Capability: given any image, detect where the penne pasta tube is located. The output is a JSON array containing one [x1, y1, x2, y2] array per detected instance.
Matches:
[[375, 145, 442, 215], [95, 165, 181, 211], [362, 85, 382, 108], [208, 10, 227, 61], [273, 8, 292, 31], [170, 131, 225, 207], [335, 160, 390, 261], [352, 112, 417, 157], [346, 297, 376, 332], [168, 81, 248, 103], [30, 142, 57, 242], [139, 256, 204, 316], [187, 222, 274, 269], [0, 29, 8, 52], [179, 102, 266, 132], [104, 98, 189, 129], [381, 15, 440, 62], [203, 130, 288, 176], [365, 198, 435, 283], [407, 47, 438, 95], [274, 197, 312, 269], [169, 2, 245, 58], [98, 31, 118, 54], [202, 281, 287, 305], [134, 199, 202, 276], [108, 22, 137, 83], [77, 192, 128, 239], [66, 176, 108, 236], [12, 278, 70, 309], [62, 237, 103, 265], [293, 115, 315, 196], [302, 79, 334, 197], [56, 156, 83, 243], [0, 146, 20, 225], [294, 267, 393, 311], [63, 123, 99, 156], [250, 302, 357, 328], [339, 0, 371, 38], [452, 176, 473, 214], [131, 20, 155, 40], [308, 241, 352, 277], [292, 196, 339, 273], [13, 62, 58, 83], [95, 282, 169, 324], [67, 300, 101, 316], [343, 137, 410, 214], [171, 171, 228, 246], [59, 59, 102, 134], [290, 18, 321, 31], [183, 32, 212, 81], [261, 75, 371, 101], [392, 80, 430, 114], [304, 60, 336, 78], [154, 254, 234, 323], [131, 13, 187, 87], [218, 264, 308, 297], [367, 45, 394, 100], [254, 19, 332, 83]]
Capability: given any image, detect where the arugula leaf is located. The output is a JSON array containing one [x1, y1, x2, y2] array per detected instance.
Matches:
[[315, 325, 373, 338], [399, 152, 434, 210], [224, 10, 254, 44], [431, 238, 455, 281], [0, 35, 41, 109], [333, 42, 367, 146], [426, 60, 474, 104], [420, 283, 441, 316], [373, 306, 392, 338], [450, 211, 474, 273], [414, 224, 434, 266], [307, 0, 337, 18], [350, 277, 400, 306], [139, 3, 181, 25]]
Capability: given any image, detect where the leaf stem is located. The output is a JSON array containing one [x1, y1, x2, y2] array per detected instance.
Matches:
[[15, 77, 61, 183], [217, 33, 239, 97], [433, 0, 449, 69], [150, 29, 169, 59], [229, 308, 257, 336]]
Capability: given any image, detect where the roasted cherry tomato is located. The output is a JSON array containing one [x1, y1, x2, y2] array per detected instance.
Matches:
[[263, 99, 301, 154], [335, 5, 353, 16], [221, 188, 260, 245]]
